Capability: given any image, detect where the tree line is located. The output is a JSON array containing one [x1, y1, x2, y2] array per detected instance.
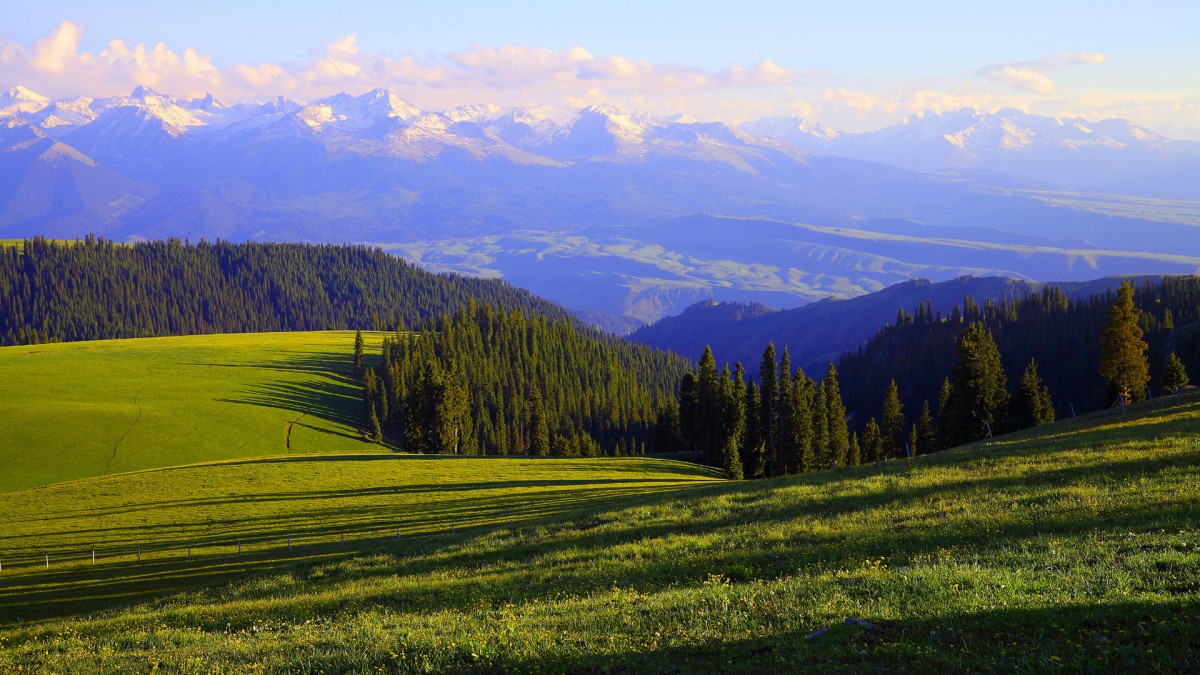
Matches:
[[359, 301, 690, 457], [658, 280, 1188, 478], [0, 237, 568, 346]]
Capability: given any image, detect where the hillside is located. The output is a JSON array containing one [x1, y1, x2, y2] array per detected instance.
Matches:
[[0, 237, 568, 346], [0, 331, 384, 493], [0, 391, 1197, 670]]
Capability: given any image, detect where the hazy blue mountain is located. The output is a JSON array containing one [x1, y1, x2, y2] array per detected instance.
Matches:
[[628, 275, 1163, 374], [2, 86, 1197, 321]]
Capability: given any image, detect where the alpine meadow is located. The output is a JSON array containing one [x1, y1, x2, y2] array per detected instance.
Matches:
[[3, 3, 1200, 672]]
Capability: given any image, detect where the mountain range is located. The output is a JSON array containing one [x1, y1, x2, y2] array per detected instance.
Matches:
[[2, 85, 1198, 322]]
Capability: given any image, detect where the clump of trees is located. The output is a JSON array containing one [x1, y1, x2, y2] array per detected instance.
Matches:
[[360, 302, 689, 456]]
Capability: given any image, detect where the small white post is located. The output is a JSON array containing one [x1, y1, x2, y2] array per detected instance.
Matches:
[[137, 547, 141, 562], [92, 550, 95, 565], [985, 421, 993, 439], [45, 554, 49, 569], [238, 542, 242, 555], [1070, 403, 1076, 418], [187, 545, 192, 560], [288, 536, 292, 552]]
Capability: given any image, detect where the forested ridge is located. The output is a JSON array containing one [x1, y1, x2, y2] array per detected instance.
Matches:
[[0, 237, 568, 345], [361, 302, 690, 457], [837, 277, 1200, 426]]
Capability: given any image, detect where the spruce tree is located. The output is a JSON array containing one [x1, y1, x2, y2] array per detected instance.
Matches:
[[1013, 359, 1055, 429], [528, 386, 551, 456], [353, 328, 365, 377], [777, 349, 794, 475], [1099, 280, 1150, 405], [1161, 351, 1189, 394], [743, 379, 763, 478], [916, 400, 936, 456], [881, 379, 905, 459], [935, 378, 954, 451], [848, 431, 861, 467], [697, 346, 721, 464], [862, 417, 883, 463], [719, 365, 745, 479], [948, 322, 1010, 444], [758, 343, 778, 476], [824, 364, 849, 468], [368, 401, 382, 443]]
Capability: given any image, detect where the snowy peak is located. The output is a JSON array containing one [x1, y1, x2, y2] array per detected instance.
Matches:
[[0, 85, 51, 116], [304, 88, 425, 130]]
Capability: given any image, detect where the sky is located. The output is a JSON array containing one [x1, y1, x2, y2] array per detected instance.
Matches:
[[3, 0, 1198, 137]]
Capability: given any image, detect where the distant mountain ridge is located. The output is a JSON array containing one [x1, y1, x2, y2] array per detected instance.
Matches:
[[628, 275, 1165, 374], [2, 85, 1198, 322]]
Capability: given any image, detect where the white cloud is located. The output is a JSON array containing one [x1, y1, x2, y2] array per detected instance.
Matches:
[[988, 66, 1057, 95]]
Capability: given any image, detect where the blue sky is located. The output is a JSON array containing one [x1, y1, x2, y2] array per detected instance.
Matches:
[[3, 1, 1198, 136]]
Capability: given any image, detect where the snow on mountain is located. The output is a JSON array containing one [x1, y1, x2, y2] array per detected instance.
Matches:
[[741, 117, 840, 153], [0, 86, 50, 116]]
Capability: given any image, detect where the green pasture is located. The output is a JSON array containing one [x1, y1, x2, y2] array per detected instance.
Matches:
[[0, 331, 390, 493], [1, 393, 1197, 671]]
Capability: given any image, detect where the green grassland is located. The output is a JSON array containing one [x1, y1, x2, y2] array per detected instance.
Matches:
[[0, 331, 392, 493], [1, 390, 1197, 670]]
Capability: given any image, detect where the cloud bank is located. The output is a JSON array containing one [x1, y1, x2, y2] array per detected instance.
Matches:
[[1, 22, 1195, 138]]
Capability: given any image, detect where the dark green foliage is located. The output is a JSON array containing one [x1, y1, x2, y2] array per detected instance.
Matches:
[[652, 401, 684, 454], [824, 364, 849, 468], [719, 365, 745, 480], [1013, 359, 1055, 430], [368, 303, 687, 457], [0, 236, 568, 345], [916, 400, 937, 456], [368, 402, 382, 443], [880, 379, 905, 459], [838, 278, 1200, 432], [758, 343, 778, 476], [946, 322, 1010, 445], [847, 431, 861, 467], [353, 329, 365, 378], [862, 417, 883, 463], [1161, 351, 1190, 393], [1100, 281, 1151, 404]]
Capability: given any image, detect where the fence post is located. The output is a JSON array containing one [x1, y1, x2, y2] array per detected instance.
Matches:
[[288, 536, 292, 552], [92, 550, 95, 565], [238, 542, 242, 555], [45, 554, 48, 569], [138, 547, 141, 563], [188, 545, 192, 560]]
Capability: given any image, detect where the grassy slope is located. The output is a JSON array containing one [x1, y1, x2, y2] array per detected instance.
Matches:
[[1, 395, 1197, 671], [0, 331, 394, 493]]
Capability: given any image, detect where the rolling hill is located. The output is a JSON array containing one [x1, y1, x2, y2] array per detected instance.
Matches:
[[0, 385, 1196, 670]]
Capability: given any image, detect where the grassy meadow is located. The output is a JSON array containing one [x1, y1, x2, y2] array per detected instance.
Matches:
[[0, 331, 393, 493], [0, 388, 1197, 670]]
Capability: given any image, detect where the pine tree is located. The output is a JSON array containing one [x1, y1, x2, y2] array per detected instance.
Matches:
[[528, 386, 551, 456], [947, 322, 1010, 444], [353, 328, 365, 378], [719, 364, 745, 480], [848, 431, 861, 467], [908, 423, 919, 458], [824, 364, 849, 468], [862, 417, 883, 463], [881, 379, 905, 459], [1013, 359, 1055, 429], [1161, 351, 1190, 394], [935, 378, 953, 451], [758, 343, 778, 476], [916, 400, 936, 456], [368, 401, 382, 443], [697, 347, 721, 465], [1099, 280, 1150, 405], [743, 379, 763, 478]]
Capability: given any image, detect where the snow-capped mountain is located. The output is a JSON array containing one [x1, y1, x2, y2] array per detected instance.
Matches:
[[744, 108, 1200, 198], [1, 84, 1197, 321]]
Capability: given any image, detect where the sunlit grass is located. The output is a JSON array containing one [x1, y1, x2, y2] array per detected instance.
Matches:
[[0, 331, 394, 493], [1, 394, 1197, 671]]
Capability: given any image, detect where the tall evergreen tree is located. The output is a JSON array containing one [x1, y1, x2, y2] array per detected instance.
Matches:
[[743, 378, 763, 478], [881, 379, 905, 459], [758, 343, 778, 476], [848, 431, 862, 467], [935, 378, 954, 451], [527, 386, 551, 456], [824, 364, 850, 468], [1013, 359, 1055, 429], [1099, 280, 1150, 405], [353, 328, 365, 378], [679, 372, 699, 457], [947, 322, 1010, 445], [719, 364, 746, 480], [862, 417, 883, 463], [697, 346, 721, 464], [777, 349, 794, 475], [916, 400, 936, 456]]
